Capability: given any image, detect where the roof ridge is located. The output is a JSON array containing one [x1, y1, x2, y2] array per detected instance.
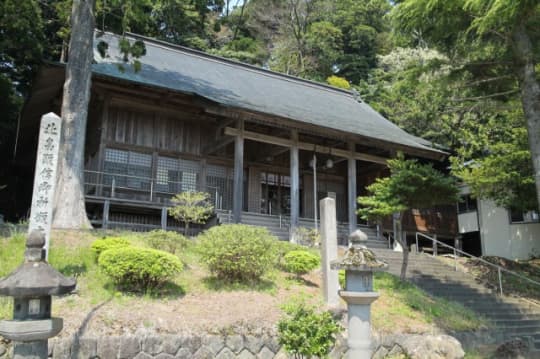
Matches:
[[110, 31, 358, 99]]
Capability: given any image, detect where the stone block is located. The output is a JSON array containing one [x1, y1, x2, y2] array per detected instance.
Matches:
[[174, 348, 191, 359], [180, 335, 202, 354], [237, 349, 256, 359], [256, 346, 275, 359], [225, 335, 244, 354], [155, 353, 175, 359], [400, 334, 464, 359], [372, 346, 389, 359], [161, 335, 183, 355], [244, 335, 264, 354], [215, 347, 236, 359], [142, 335, 163, 355], [53, 338, 72, 359], [262, 335, 280, 353], [388, 344, 404, 357], [119, 336, 142, 359], [273, 349, 288, 359], [73, 337, 97, 359], [201, 334, 225, 355], [134, 352, 152, 359], [192, 346, 214, 359], [0, 344, 6, 357], [97, 336, 120, 359]]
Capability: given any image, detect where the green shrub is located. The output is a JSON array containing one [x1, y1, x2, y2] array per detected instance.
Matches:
[[278, 302, 341, 358], [274, 240, 304, 267], [91, 237, 130, 259], [198, 224, 277, 282], [282, 250, 320, 277], [146, 230, 188, 254], [98, 247, 183, 291]]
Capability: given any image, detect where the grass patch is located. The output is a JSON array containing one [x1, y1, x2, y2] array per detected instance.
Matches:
[[372, 272, 486, 332], [0, 229, 487, 335]]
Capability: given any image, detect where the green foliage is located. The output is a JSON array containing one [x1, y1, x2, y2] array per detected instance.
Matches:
[[146, 230, 188, 254], [168, 191, 214, 234], [453, 124, 537, 211], [91, 237, 131, 259], [278, 302, 341, 358], [98, 246, 183, 291], [326, 75, 350, 89], [358, 155, 459, 220], [197, 224, 277, 282], [282, 250, 320, 277], [273, 240, 305, 268]]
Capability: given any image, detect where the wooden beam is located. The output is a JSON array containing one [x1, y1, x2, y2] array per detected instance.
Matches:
[[290, 130, 300, 235], [224, 127, 389, 165], [233, 120, 245, 223], [203, 137, 234, 154], [347, 142, 358, 233]]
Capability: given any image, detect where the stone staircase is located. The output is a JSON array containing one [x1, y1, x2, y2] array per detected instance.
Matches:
[[215, 210, 389, 249], [372, 248, 540, 351]]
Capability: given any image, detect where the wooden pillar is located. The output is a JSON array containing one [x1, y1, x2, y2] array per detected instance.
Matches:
[[161, 207, 168, 230], [347, 142, 357, 234], [290, 130, 300, 238], [102, 200, 110, 230], [233, 120, 244, 223]]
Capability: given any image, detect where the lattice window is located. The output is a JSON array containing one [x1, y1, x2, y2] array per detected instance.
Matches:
[[156, 156, 201, 195], [103, 148, 151, 190], [207, 164, 233, 210]]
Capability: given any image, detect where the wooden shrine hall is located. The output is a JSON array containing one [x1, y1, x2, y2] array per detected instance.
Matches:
[[17, 32, 450, 239]]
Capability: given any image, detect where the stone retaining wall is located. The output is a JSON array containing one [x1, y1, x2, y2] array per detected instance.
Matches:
[[0, 332, 470, 358]]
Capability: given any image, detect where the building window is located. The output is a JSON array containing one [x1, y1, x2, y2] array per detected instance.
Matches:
[[510, 209, 540, 224], [156, 156, 200, 194], [103, 148, 152, 190], [457, 195, 477, 214]]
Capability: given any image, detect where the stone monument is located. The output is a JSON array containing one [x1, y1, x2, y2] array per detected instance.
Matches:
[[320, 197, 340, 308], [28, 112, 62, 259], [331, 230, 388, 358]]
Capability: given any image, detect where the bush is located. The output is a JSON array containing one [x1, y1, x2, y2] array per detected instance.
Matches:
[[146, 230, 188, 254], [198, 224, 277, 282], [98, 247, 183, 291], [278, 302, 341, 358], [274, 240, 304, 267], [91, 237, 130, 259], [282, 250, 320, 277]]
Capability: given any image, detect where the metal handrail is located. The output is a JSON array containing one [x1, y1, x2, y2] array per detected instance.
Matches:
[[415, 232, 540, 296]]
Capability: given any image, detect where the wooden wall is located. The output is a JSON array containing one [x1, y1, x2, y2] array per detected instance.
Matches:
[[106, 106, 204, 155]]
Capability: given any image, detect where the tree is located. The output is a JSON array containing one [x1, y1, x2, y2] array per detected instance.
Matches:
[[358, 156, 459, 280], [168, 191, 214, 235], [391, 0, 540, 214], [52, 0, 95, 229]]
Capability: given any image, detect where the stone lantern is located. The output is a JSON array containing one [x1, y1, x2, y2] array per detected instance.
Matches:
[[0, 231, 76, 358], [331, 230, 388, 359]]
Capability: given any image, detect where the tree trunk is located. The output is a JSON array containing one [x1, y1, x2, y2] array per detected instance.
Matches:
[[394, 213, 408, 280], [53, 0, 95, 229], [512, 23, 540, 212]]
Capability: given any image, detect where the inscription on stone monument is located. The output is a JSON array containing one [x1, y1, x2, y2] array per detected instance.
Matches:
[[28, 113, 62, 259]]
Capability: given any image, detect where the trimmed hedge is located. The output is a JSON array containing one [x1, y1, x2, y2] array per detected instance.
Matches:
[[91, 237, 130, 259], [282, 250, 320, 276], [146, 230, 188, 254], [98, 247, 183, 291], [197, 224, 277, 282]]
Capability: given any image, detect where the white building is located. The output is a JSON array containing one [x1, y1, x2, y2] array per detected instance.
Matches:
[[457, 187, 540, 260]]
